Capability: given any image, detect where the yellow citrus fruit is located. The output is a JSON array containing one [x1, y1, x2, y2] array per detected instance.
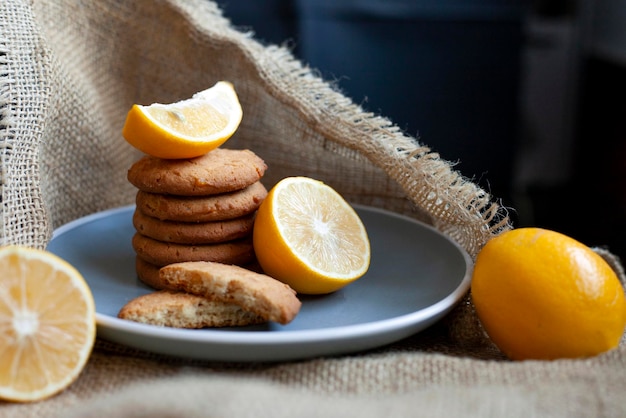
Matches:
[[122, 81, 243, 159], [253, 176, 370, 295], [471, 227, 626, 361], [0, 245, 96, 402]]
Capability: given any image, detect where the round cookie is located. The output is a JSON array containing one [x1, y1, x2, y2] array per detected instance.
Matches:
[[133, 209, 255, 244], [160, 261, 301, 325], [135, 181, 267, 222], [127, 148, 267, 196], [132, 233, 256, 267]]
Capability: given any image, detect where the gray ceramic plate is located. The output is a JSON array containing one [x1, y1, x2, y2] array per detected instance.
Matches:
[[47, 204, 471, 362]]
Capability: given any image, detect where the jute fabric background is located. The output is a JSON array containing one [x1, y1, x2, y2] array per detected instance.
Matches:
[[1, 0, 625, 417]]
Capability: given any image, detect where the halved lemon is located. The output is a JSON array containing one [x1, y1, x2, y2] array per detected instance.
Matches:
[[0, 246, 96, 402], [253, 177, 371, 294], [122, 81, 243, 159]]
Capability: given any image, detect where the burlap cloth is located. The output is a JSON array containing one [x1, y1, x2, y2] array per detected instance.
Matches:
[[1, 0, 625, 416]]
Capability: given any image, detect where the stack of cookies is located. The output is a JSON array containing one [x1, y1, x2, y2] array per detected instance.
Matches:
[[127, 148, 269, 290]]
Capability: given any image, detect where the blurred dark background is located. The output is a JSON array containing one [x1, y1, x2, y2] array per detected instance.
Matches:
[[218, 0, 626, 261]]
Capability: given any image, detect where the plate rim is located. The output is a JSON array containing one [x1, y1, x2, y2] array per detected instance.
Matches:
[[50, 204, 473, 357]]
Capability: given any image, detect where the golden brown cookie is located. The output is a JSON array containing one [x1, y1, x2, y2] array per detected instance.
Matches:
[[132, 233, 256, 267], [160, 261, 301, 325], [135, 257, 173, 290], [135, 181, 268, 222], [127, 148, 267, 196], [117, 290, 265, 328], [132, 209, 255, 244]]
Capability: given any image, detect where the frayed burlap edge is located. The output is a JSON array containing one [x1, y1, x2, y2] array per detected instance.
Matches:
[[247, 44, 514, 257], [174, 0, 513, 259], [2, 0, 512, 257]]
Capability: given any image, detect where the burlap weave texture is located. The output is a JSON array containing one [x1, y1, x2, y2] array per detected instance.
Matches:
[[1, 1, 625, 417]]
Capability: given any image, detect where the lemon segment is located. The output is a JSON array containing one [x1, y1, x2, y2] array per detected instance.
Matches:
[[122, 81, 243, 159]]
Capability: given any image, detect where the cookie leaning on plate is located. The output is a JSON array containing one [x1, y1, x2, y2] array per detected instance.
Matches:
[[134, 256, 264, 291], [160, 261, 302, 325]]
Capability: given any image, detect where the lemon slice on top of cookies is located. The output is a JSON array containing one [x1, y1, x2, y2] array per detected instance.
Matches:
[[122, 81, 243, 159]]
